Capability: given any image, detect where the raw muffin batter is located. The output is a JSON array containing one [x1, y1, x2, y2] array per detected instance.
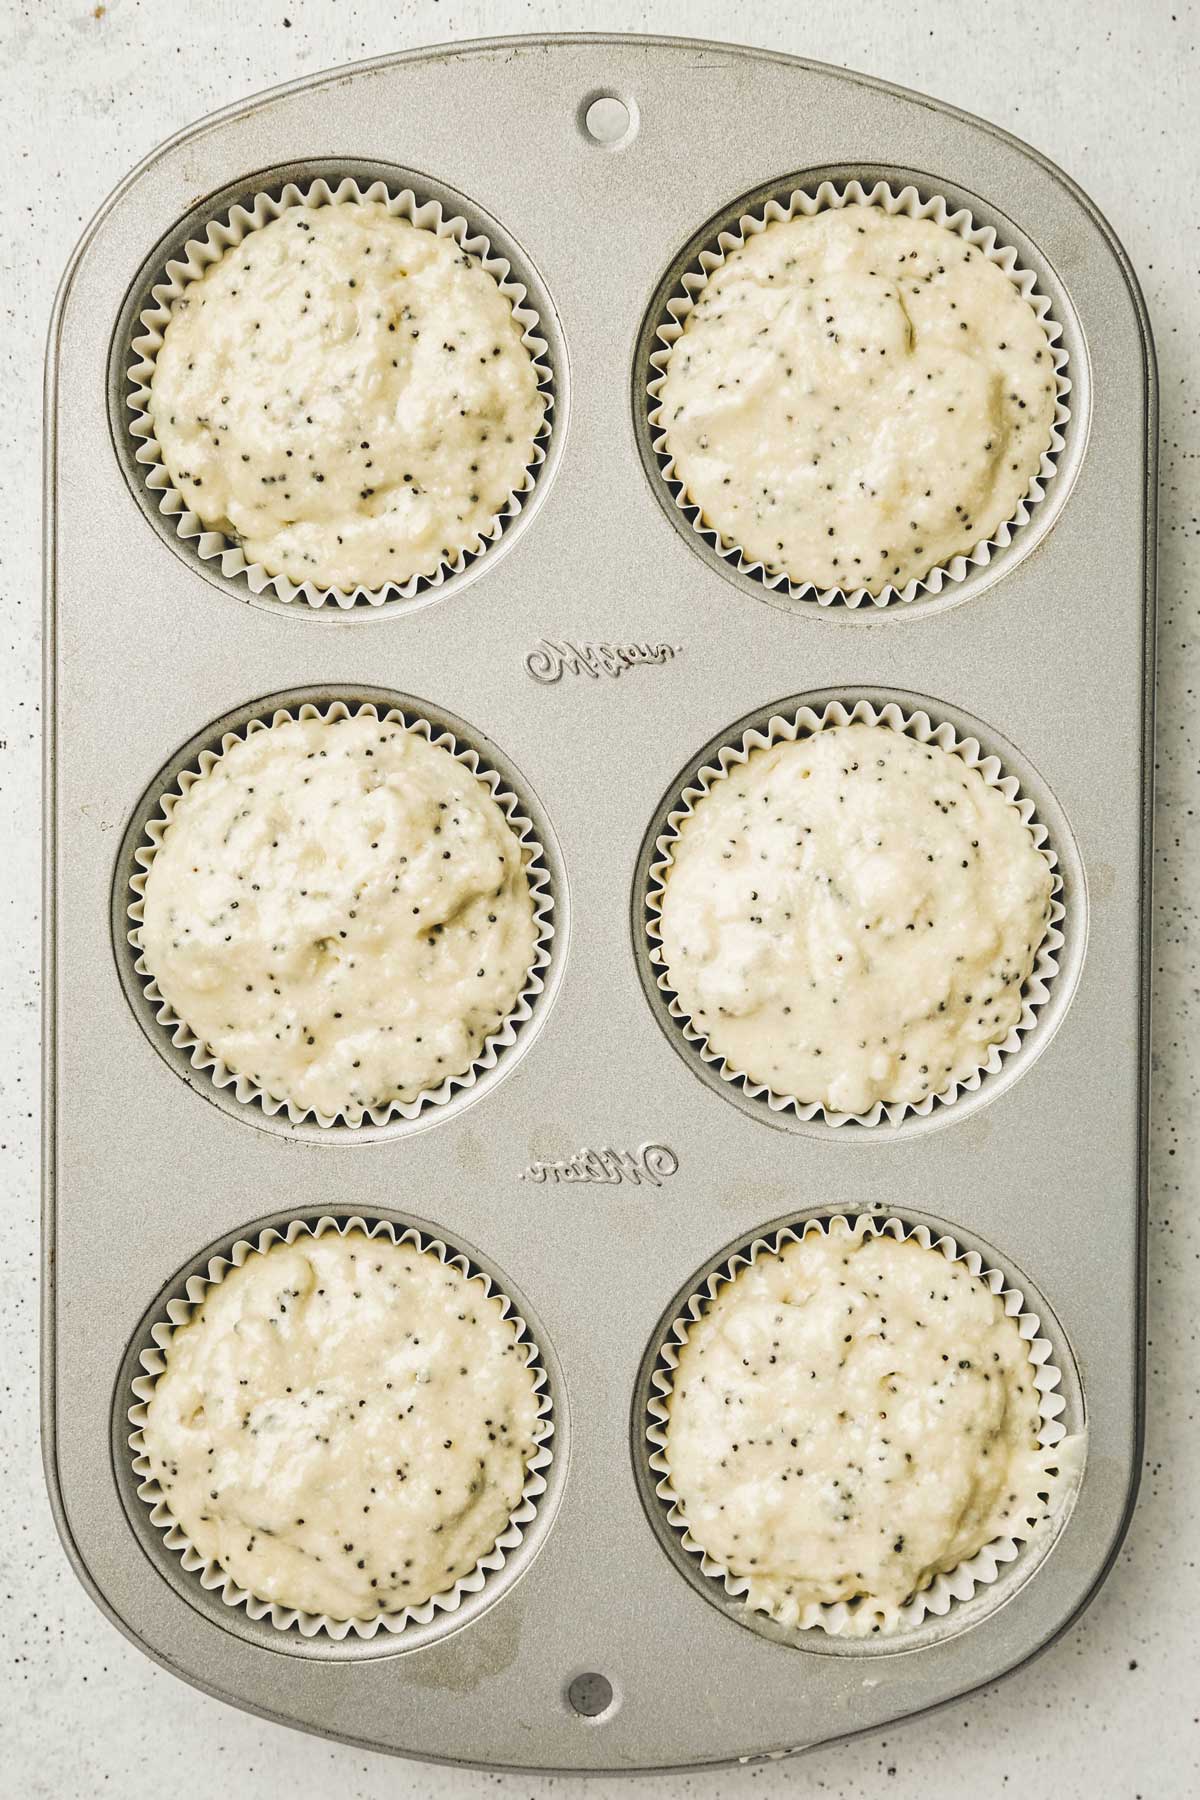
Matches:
[[656, 722, 1053, 1115], [147, 201, 545, 589], [140, 1232, 541, 1620], [663, 1223, 1051, 1627], [138, 713, 539, 1119], [659, 206, 1058, 594]]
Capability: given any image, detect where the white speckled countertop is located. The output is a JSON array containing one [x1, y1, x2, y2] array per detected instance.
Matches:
[[3, 1, 1196, 1793]]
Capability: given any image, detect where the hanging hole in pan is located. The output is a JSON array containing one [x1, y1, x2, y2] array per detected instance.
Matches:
[[581, 92, 637, 148], [567, 1671, 617, 1719]]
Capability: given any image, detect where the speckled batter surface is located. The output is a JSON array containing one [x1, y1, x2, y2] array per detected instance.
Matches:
[[656, 724, 1054, 1115], [663, 1226, 1050, 1629], [6, 4, 1197, 1798], [148, 201, 544, 590], [137, 713, 538, 1119], [140, 1232, 539, 1620], [660, 206, 1057, 594]]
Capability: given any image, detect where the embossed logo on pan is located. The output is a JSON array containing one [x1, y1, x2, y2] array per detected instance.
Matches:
[[518, 1144, 679, 1185], [524, 640, 682, 683]]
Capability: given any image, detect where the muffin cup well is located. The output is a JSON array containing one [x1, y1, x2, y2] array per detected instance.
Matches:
[[127, 1214, 555, 1641], [125, 176, 554, 608], [126, 698, 556, 1130], [644, 697, 1065, 1128], [645, 1213, 1082, 1641], [646, 178, 1070, 610]]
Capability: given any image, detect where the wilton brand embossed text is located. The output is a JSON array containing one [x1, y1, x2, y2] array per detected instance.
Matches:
[[519, 1144, 679, 1185], [524, 640, 681, 683]]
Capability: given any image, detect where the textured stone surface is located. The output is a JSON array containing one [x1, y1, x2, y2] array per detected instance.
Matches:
[[2, 1, 1196, 1793]]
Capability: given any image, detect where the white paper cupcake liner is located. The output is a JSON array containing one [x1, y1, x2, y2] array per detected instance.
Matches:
[[128, 1214, 555, 1640], [126, 176, 554, 608], [646, 1212, 1082, 1641], [646, 179, 1071, 609], [645, 697, 1064, 1128], [127, 699, 555, 1129]]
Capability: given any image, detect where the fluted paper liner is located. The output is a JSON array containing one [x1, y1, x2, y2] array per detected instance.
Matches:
[[645, 698, 1065, 1127], [127, 699, 555, 1129], [646, 179, 1070, 609], [126, 176, 553, 608], [646, 1213, 1082, 1640], [128, 1214, 554, 1640]]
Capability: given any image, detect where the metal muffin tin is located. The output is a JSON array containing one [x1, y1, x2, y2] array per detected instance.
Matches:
[[43, 33, 1155, 1775]]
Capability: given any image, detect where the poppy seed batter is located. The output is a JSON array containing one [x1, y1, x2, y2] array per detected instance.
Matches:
[[656, 723, 1053, 1116], [138, 714, 539, 1120], [140, 1233, 540, 1621], [660, 206, 1057, 594], [148, 202, 545, 590], [663, 1225, 1051, 1628]]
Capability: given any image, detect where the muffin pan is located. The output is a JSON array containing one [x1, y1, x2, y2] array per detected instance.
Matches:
[[43, 34, 1155, 1775]]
